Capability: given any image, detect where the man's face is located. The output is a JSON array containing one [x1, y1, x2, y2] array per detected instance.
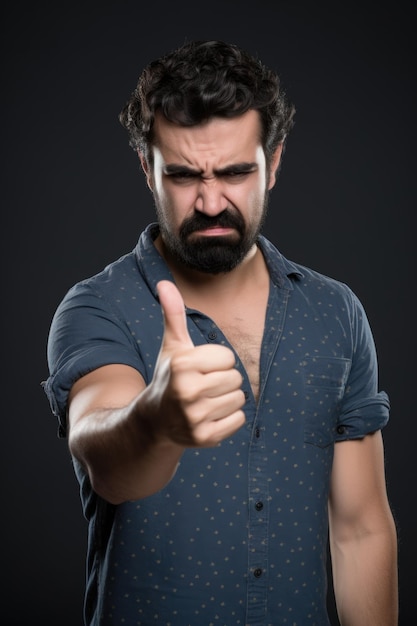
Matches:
[[142, 110, 282, 274]]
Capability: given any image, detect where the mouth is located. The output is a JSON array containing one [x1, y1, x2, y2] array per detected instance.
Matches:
[[192, 226, 236, 237]]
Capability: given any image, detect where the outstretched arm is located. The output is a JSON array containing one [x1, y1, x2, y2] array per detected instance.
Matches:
[[329, 431, 398, 626], [67, 280, 246, 504]]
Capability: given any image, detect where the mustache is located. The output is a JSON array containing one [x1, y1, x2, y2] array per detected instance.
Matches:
[[179, 210, 245, 238]]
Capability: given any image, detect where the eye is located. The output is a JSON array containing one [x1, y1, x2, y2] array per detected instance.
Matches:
[[225, 171, 247, 177], [167, 171, 198, 184], [171, 172, 194, 179], [223, 169, 253, 182]]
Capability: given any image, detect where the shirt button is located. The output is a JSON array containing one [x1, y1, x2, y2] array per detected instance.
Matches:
[[253, 568, 263, 578], [255, 427, 260, 438], [208, 331, 217, 341], [244, 391, 250, 400], [336, 425, 346, 434], [255, 501, 263, 511]]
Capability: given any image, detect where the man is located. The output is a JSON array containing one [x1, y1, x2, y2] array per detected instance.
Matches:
[[44, 40, 398, 625]]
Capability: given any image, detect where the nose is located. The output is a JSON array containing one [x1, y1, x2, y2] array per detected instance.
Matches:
[[194, 177, 227, 216]]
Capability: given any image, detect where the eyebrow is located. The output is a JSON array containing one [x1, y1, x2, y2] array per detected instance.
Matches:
[[163, 162, 259, 176]]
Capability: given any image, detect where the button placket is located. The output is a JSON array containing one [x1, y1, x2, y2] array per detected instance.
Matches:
[[246, 424, 269, 622]]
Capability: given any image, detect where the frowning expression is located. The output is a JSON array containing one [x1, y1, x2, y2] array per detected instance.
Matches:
[[141, 109, 282, 273]]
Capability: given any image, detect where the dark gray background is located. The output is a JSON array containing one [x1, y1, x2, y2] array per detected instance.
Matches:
[[2, 2, 414, 624]]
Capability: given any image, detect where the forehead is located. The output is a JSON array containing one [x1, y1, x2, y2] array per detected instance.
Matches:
[[151, 109, 264, 167]]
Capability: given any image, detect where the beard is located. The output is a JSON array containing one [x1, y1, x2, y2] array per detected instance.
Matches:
[[156, 196, 269, 274]]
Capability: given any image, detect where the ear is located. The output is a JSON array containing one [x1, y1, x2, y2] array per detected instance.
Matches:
[[267, 143, 284, 190], [138, 151, 154, 191]]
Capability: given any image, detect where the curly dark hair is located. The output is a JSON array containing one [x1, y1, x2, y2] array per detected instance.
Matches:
[[119, 40, 295, 165]]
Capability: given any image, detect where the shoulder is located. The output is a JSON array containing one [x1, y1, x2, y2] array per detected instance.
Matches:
[[53, 250, 142, 318], [259, 235, 357, 302]]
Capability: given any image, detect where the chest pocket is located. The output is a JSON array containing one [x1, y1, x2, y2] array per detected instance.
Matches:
[[301, 356, 350, 448]]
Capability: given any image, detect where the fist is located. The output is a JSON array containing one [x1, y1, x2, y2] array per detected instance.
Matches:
[[146, 280, 246, 447]]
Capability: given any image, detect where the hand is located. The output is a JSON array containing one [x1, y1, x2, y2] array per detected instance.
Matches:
[[144, 280, 246, 447]]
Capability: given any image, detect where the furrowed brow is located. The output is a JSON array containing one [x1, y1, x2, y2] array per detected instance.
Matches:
[[163, 162, 259, 176], [163, 164, 201, 175], [214, 162, 258, 175]]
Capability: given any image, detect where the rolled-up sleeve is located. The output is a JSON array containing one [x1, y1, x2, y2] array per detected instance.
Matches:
[[336, 391, 390, 440], [335, 287, 390, 441], [43, 282, 145, 437]]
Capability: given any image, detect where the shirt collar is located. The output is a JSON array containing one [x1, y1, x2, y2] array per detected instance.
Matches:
[[257, 235, 304, 289]]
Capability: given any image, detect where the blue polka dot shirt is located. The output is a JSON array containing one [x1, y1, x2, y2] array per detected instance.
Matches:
[[44, 223, 389, 625]]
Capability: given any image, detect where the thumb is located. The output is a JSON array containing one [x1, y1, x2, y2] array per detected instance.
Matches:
[[157, 280, 194, 350]]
